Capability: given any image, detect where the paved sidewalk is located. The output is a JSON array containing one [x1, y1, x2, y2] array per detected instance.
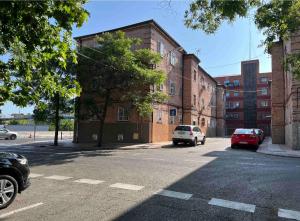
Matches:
[[257, 137, 300, 158]]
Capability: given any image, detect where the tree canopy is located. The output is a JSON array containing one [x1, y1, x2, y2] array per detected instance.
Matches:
[[0, 1, 89, 106], [77, 31, 167, 146], [184, 0, 300, 76]]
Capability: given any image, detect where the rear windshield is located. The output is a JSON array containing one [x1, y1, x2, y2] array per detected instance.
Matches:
[[175, 126, 191, 131], [234, 129, 253, 134]]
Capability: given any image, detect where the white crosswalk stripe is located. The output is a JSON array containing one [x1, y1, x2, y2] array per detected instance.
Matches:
[[278, 208, 300, 220], [110, 183, 144, 191], [208, 198, 256, 213], [44, 175, 73, 180], [74, 179, 104, 185], [155, 189, 193, 200], [29, 173, 44, 178]]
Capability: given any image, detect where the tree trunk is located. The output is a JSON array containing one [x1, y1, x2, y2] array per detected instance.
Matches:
[[97, 90, 110, 147], [54, 93, 60, 146]]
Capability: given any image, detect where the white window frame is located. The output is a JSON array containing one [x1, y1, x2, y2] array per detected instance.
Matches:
[[170, 51, 176, 66], [234, 91, 239, 97], [233, 80, 240, 86], [261, 88, 268, 95], [117, 107, 129, 121], [261, 101, 269, 107], [157, 41, 164, 57], [261, 77, 268, 83], [157, 109, 162, 123], [169, 81, 176, 95]]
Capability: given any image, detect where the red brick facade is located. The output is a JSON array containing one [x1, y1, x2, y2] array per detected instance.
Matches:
[[215, 60, 272, 136], [74, 20, 225, 143]]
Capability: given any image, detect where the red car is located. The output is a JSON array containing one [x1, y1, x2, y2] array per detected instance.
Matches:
[[231, 128, 260, 148]]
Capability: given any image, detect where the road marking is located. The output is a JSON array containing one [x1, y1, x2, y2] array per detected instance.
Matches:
[[155, 189, 193, 200], [208, 198, 256, 213], [110, 183, 144, 191], [238, 163, 266, 166], [74, 179, 105, 185], [278, 208, 300, 220], [0, 202, 44, 219], [29, 173, 44, 178], [44, 175, 73, 180]]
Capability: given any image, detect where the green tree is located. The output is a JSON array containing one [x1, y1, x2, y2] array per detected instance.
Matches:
[[78, 31, 167, 147], [0, 1, 89, 106], [184, 0, 300, 76]]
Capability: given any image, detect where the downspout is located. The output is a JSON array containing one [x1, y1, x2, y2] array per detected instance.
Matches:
[[181, 54, 184, 124]]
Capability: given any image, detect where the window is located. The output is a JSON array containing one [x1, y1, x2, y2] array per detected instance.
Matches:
[[224, 80, 230, 86], [233, 80, 240, 86], [234, 92, 239, 97], [170, 51, 176, 65], [169, 81, 176, 95], [117, 107, 129, 121], [261, 77, 268, 83], [159, 84, 164, 91], [201, 118, 205, 127], [193, 95, 196, 106], [261, 88, 268, 95], [157, 109, 162, 123], [233, 113, 239, 119], [169, 116, 175, 124], [225, 91, 230, 97], [194, 70, 197, 81], [157, 41, 164, 57], [234, 102, 240, 108], [91, 78, 99, 91], [201, 98, 205, 109], [261, 101, 269, 107]]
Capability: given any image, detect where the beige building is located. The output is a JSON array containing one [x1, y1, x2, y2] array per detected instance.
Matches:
[[74, 20, 225, 143], [270, 31, 300, 149]]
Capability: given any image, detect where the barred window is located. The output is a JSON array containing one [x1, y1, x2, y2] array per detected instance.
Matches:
[[117, 107, 129, 121]]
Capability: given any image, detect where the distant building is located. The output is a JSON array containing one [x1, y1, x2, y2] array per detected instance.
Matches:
[[215, 60, 272, 136], [74, 20, 226, 143], [269, 30, 300, 149], [11, 113, 32, 119]]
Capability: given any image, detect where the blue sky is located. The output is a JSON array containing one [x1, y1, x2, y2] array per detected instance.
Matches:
[[1, 0, 271, 116]]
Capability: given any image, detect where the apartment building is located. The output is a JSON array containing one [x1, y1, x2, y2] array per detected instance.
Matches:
[[270, 31, 300, 149], [74, 20, 225, 143], [215, 60, 272, 136]]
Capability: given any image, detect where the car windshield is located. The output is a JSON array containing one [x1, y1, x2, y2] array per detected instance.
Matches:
[[254, 129, 260, 134], [234, 129, 253, 134], [175, 126, 191, 131]]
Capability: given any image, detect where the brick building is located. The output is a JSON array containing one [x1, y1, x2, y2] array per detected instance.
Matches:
[[74, 20, 225, 143], [270, 31, 300, 149], [215, 60, 272, 136]]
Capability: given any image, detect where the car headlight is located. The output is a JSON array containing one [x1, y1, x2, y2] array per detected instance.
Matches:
[[17, 158, 28, 165]]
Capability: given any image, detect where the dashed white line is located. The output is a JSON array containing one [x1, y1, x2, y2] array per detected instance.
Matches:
[[44, 175, 73, 180], [29, 173, 44, 178], [74, 179, 105, 185], [110, 183, 144, 191], [0, 202, 44, 219], [208, 198, 256, 213], [278, 208, 300, 220], [155, 189, 193, 200]]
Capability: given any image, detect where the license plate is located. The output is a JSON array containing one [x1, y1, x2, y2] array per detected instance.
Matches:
[[239, 142, 248, 144], [178, 131, 185, 135]]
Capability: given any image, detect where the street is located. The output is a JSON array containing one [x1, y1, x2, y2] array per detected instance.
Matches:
[[0, 138, 300, 221]]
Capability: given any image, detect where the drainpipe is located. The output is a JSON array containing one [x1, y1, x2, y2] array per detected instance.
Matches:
[[181, 54, 184, 124]]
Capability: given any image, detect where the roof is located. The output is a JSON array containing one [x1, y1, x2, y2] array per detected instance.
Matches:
[[198, 65, 218, 84], [74, 19, 185, 52]]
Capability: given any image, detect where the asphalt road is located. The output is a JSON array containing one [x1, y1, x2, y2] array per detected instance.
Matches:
[[0, 138, 300, 221]]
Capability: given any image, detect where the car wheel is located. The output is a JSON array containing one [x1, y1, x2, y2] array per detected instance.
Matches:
[[10, 135, 17, 140], [201, 137, 206, 145], [173, 141, 178, 146], [191, 138, 197, 146], [0, 175, 18, 210]]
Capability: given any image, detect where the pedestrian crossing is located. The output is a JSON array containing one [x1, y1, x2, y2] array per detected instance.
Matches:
[[29, 172, 300, 220]]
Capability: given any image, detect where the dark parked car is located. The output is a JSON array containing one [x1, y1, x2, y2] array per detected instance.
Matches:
[[0, 152, 30, 209], [254, 129, 264, 144], [231, 128, 260, 149]]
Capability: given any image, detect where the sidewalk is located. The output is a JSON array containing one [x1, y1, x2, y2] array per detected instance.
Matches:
[[257, 137, 300, 158]]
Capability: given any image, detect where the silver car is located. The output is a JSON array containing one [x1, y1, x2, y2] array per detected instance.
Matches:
[[0, 128, 18, 140]]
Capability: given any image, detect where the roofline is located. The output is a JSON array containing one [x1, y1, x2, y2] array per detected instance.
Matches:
[[74, 19, 186, 52], [214, 71, 272, 79], [198, 65, 218, 84]]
